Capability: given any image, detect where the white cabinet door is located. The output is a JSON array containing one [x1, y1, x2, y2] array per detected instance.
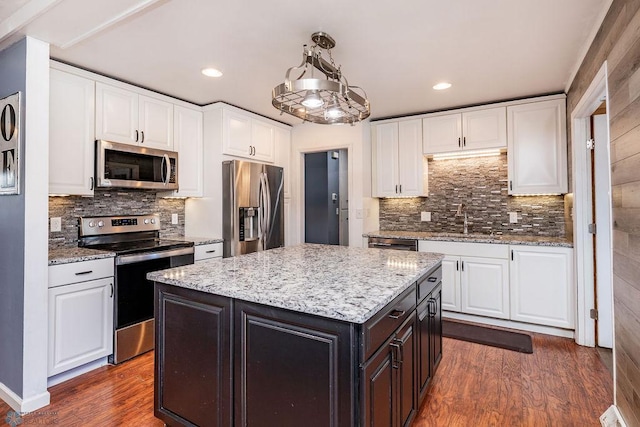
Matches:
[[440, 256, 461, 312], [138, 95, 173, 150], [507, 99, 567, 195], [222, 109, 253, 158], [48, 277, 114, 376], [397, 119, 426, 196], [422, 113, 461, 154], [95, 82, 138, 144], [251, 119, 275, 162], [510, 246, 574, 328], [373, 122, 399, 197], [167, 105, 203, 197], [461, 256, 509, 319], [462, 107, 506, 151], [49, 69, 95, 196], [274, 127, 291, 198]]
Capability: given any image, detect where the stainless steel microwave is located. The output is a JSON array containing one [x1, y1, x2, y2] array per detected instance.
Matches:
[[95, 140, 179, 190]]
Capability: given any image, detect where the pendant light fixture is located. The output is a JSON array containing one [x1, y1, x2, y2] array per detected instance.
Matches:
[[272, 32, 370, 125]]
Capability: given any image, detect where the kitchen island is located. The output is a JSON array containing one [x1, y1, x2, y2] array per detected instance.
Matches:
[[148, 244, 444, 427]]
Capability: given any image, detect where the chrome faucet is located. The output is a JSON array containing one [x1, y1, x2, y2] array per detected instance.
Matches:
[[456, 203, 468, 234]]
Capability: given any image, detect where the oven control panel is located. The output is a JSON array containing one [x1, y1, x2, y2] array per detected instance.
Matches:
[[79, 214, 160, 236]]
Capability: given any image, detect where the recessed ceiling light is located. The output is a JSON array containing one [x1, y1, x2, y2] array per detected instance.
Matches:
[[433, 82, 452, 90], [201, 68, 223, 78]]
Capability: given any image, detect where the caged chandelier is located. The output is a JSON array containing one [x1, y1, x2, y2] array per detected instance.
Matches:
[[272, 32, 370, 125]]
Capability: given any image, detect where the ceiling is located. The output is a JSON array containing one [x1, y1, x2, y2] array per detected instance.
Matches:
[[1, 0, 612, 125]]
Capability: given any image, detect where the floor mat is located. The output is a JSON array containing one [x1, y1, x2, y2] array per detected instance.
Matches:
[[442, 320, 533, 353]]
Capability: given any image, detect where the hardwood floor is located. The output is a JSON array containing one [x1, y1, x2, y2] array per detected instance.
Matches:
[[0, 334, 612, 426]]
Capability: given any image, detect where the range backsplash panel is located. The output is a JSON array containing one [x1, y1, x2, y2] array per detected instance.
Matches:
[[49, 189, 185, 248], [379, 154, 566, 236]]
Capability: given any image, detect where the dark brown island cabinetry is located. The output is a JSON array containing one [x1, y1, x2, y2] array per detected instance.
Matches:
[[154, 265, 442, 427]]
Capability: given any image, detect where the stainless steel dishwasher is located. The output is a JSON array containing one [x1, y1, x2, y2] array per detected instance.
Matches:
[[368, 237, 418, 251]]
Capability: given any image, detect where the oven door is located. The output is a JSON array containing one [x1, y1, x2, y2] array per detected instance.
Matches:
[[111, 247, 193, 364], [96, 140, 178, 190]]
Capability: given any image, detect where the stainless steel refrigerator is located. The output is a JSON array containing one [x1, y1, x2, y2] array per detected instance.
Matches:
[[222, 160, 284, 257]]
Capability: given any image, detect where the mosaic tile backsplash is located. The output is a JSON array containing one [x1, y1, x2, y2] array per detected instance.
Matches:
[[49, 189, 185, 248], [379, 154, 566, 236]]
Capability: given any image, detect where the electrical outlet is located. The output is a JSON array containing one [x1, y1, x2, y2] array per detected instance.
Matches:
[[171, 213, 179, 225], [509, 212, 518, 223], [50, 217, 62, 232], [421, 211, 431, 222]]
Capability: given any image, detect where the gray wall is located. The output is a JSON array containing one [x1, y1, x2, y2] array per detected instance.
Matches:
[[379, 154, 566, 237], [304, 152, 341, 245], [49, 190, 186, 248], [0, 38, 27, 395]]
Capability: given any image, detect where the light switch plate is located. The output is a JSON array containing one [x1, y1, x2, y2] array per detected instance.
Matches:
[[171, 213, 179, 225], [509, 212, 518, 223], [421, 212, 431, 222], [50, 217, 62, 232]]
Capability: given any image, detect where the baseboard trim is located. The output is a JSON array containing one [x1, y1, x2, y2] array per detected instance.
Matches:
[[47, 357, 109, 388], [443, 312, 575, 339], [600, 405, 627, 427], [0, 382, 50, 413]]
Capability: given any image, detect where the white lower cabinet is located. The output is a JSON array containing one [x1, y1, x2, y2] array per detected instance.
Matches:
[[440, 256, 461, 312], [510, 245, 574, 329], [460, 257, 509, 319], [48, 277, 114, 376], [420, 240, 575, 329], [194, 243, 223, 261], [48, 259, 114, 377]]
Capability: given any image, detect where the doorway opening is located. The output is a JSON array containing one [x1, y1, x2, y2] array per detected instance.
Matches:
[[571, 62, 614, 356], [304, 150, 349, 245]]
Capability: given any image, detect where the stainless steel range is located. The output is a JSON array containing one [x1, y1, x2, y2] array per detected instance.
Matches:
[[78, 214, 194, 364]]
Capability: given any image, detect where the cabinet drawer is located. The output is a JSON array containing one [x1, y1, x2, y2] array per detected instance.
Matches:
[[49, 258, 114, 288], [362, 285, 416, 361], [194, 243, 223, 261], [417, 266, 442, 302]]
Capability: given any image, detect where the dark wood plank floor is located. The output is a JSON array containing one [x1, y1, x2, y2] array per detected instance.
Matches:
[[0, 334, 612, 426]]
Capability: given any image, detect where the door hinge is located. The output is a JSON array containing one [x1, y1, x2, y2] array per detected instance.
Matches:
[[590, 308, 598, 320], [587, 139, 595, 150], [588, 223, 597, 234]]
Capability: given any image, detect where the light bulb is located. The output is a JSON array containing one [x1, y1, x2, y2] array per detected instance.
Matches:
[[301, 91, 323, 108]]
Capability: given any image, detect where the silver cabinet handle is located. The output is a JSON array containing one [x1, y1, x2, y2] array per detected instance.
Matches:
[[388, 309, 405, 319], [75, 270, 93, 276]]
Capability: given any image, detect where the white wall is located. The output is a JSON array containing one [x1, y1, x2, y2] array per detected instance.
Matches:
[[290, 121, 379, 247]]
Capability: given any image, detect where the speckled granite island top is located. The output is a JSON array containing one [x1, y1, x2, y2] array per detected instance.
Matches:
[[147, 244, 444, 324], [364, 230, 573, 248]]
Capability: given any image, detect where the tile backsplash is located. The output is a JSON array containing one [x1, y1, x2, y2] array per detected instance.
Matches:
[[379, 154, 566, 236], [49, 189, 185, 248]]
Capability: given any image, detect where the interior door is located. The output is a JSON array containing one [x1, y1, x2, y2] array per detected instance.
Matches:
[[592, 111, 613, 348]]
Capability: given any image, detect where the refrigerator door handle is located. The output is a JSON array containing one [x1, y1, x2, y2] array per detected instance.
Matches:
[[263, 172, 272, 245]]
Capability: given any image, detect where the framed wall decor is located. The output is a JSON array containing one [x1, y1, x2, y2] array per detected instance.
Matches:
[[0, 92, 20, 195]]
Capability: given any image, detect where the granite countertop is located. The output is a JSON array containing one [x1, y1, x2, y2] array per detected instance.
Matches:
[[174, 236, 223, 246], [364, 230, 573, 248], [48, 247, 116, 266], [148, 244, 444, 324]]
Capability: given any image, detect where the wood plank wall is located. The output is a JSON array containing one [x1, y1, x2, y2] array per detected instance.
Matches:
[[567, 0, 640, 425]]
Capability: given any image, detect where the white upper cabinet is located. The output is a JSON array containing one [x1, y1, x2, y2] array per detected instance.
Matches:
[[423, 107, 506, 154], [96, 82, 173, 150], [222, 107, 275, 163], [49, 69, 96, 196], [373, 119, 427, 197], [167, 105, 203, 197], [507, 98, 567, 195]]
